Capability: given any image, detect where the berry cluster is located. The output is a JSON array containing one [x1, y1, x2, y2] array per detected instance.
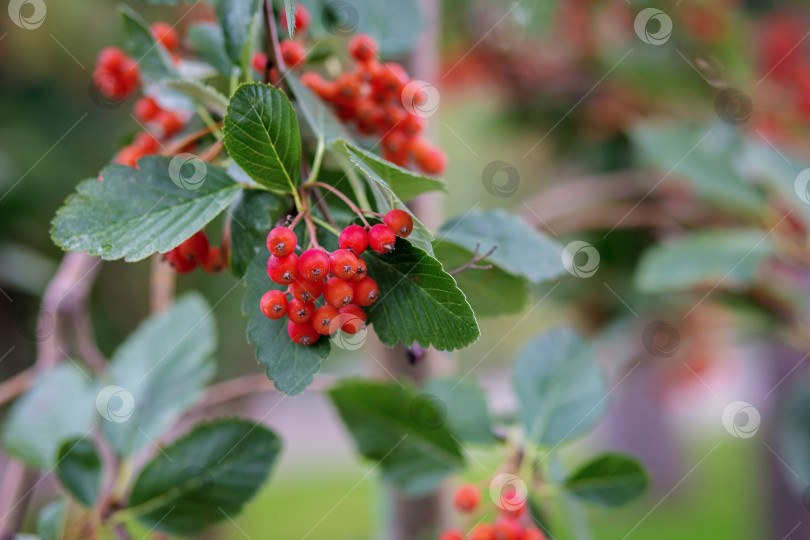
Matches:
[[259, 210, 413, 346], [164, 230, 225, 275], [438, 484, 547, 540]]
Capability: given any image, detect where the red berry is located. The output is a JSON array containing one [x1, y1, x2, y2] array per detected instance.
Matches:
[[312, 305, 341, 335], [438, 530, 464, 540], [164, 248, 196, 274], [279, 4, 311, 34], [298, 249, 330, 282], [523, 528, 547, 540], [412, 139, 447, 176], [134, 96, 161, 122], [330, 249, 358, 280], [155, 111, 184, 138], [493, 517, 524, 540], [469, 523, 495, 540], [383, 209, 413, 238], [267, 227, 297, 258], [350, 257, 368, 282], [368, 224, 397, 253], [300, 71, 327, 94], [374, 62, 408, 95], [114, 145, 142, 167], [280, 39, 307, 68], [335, 73, 362, 101], [97, 47, 127, 71], [287, 298, 314, 323], [260, 290, 288, 319], [287, 320, 320, 346], [352, 277, 379, 306], [178, 231, 209, 262], [348, 34, 378, 63], [267, 253, 299, 285], [339, 225, 369, 254], [323, 277, 354, 308], [252, 51, 268, 73], [151, 21, 179, 51], [453, 484, 481, 513], [290, 279, 324, 303], [338, 304, 367, 334], [202, 246, 225, 273], [132, 131, 160, 154]]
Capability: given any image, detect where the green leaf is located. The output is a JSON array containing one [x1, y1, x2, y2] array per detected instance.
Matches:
[[563, 453, 649, 507], [224, 83, 303, 193], [188, 22, 234, 76], [36, 499, 66, 540], [2, 364, 96, 469], [340, 142, 434, 254], [217, 0, 262, 65], [439, 209, 564, 283], [288, 74, 352, 145], [630, 123, 766, 216], [56, 438, 102, 507], [243, 252, 330, 395], [513, 327, 607, 447], [284, 0, 297, 37], [329, 380, 464, 496], [433, 241, 529, 317], [120, 6, 177, 82], [365, 238, 479, 350], [164, 80, 229, 116], [51, 156, 241, 262], [229, 190, 289, 276], [128, 419, 281, 535], [635, 229, 775, 293], [101, 293, 216, 456], [422, 378, 495, 445]]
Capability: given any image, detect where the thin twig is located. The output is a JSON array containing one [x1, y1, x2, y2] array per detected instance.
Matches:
[[159, 123, 223, 158], [307, 182, 370, 227], [449, 243, 498, 275], [149, 257, 175, 314], [263, 0, 286, 87], [199, 139, 224, 162]]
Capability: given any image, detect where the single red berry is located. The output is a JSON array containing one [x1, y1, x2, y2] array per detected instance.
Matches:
[[348, 34, 378, 63], [300, 71, 327, 94], [97, 47, 127, 71], [93, 68, 127, 99], [280, 39, 307, 68], [134, 96, 161, 122], [164, 248, 196, 274], [287, 320, 320, 346], [114, 145, 142, 167], [354, 98, 380, 126], [468, 523, 495, 540], [453, 484, 481, 513], [382, 130, 408, 155], [383, 209, 413, 238], [323, 277, 354, 308], [279, 4, 311, 34], [523, 528, 547, 540], [151, 21, 179, 51], [493, 517, 524, 540], [260, 290, 288, 319], [155, 111, 184, 138], [287, 298, 315, 324], [330, 249, 358, 280], [400, 113, 426, 137], [438, 530, 464, 540], [412, 138, 447, 176], [202, 246, 226, 273], [339, 224, 369, 254], [267, 253, 299, 285], [312, 305, 341, 335], [178, 231, 210, 262], [350, 257, 368, 282], [267, 227, 297, 258], [368, 224, 397, 254], [374, 62, 408, 95], [338, 304, 367, 334], [132, 131, 160, 154], [252, 51, 268, 73], [290, 279, 324, 303], [335, 73, 362, 102], [298, 249, 330, 282], [352, 277, 379, 306]]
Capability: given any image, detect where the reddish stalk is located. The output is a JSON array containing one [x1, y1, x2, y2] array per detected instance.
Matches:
[[307, 182, 371, 227]]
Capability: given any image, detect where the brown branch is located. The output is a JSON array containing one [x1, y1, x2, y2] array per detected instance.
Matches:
[[159, 123, 223, 158], [149, 257, 175, 314], [192, 373, 337, 412], [263, 0, 286, 87], [449, 242, 498, 275], [307, 182, 370, 227]]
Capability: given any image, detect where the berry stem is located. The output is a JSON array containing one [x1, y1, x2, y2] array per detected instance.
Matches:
[[311, 215, 339, 236], [159, 122, 223, 157], [195, 105, 223, 141], [262, 0, 286, 87], [304, 136, 325, 185], [199, 140, 224, 162], [448, 242, 498, 275], [308, 181, 371, 227], [299, 188, 322, 249]]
